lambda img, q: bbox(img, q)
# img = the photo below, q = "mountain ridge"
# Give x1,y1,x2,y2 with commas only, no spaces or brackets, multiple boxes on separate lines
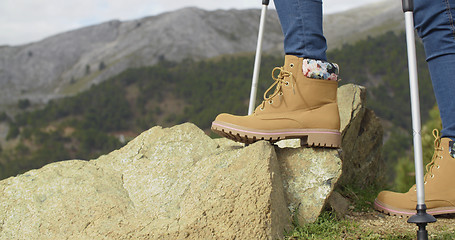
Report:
0,0,402,115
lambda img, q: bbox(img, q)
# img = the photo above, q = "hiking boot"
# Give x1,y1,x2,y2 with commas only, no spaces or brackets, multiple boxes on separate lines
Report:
211,55,341,147
374,129,455,217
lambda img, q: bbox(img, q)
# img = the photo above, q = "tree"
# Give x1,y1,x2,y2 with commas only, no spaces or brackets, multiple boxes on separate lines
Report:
421,106,442,169
99,61,106,71
6,124,19,140
0,112,8,122
18,99,30,110
394,156,415,192
85,64,91,75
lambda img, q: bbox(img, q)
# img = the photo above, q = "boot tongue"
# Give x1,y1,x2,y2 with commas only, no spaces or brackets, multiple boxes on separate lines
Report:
449,140,455,159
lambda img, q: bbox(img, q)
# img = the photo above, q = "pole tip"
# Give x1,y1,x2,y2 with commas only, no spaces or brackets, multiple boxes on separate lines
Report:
262,0,270,6
407,204,437,224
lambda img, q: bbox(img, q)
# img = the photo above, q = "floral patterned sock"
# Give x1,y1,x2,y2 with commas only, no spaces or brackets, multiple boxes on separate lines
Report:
302,59,340,81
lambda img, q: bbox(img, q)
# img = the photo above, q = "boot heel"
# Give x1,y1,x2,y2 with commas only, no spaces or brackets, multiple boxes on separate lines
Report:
305,131,341,148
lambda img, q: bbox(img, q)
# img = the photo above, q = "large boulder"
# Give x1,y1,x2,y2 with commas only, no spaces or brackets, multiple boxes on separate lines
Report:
0,123,290,239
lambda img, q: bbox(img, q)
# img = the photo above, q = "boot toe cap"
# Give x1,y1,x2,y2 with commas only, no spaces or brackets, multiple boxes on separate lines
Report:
214,113,234,122
213,113,248,127
374,190,416,216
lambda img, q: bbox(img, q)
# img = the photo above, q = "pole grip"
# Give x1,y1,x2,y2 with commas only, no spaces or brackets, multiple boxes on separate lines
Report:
402,0,413,12
262,0,270,6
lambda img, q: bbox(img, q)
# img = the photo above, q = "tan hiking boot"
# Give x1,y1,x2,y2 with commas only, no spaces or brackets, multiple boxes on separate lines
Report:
374,129,455,217
211,55,341,147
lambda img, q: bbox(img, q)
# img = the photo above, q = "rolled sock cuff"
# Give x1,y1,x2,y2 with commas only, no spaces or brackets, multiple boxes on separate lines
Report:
302,59,340,81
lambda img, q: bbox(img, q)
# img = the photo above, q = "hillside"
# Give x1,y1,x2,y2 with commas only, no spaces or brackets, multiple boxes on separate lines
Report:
324,0,403,49
0,30,435,182
0,0,403,116
0,8,283,114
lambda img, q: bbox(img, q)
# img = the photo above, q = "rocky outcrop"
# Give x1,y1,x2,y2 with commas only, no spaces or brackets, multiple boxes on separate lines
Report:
276,147,341,224
0,124,290,239
338,84,384,188
0,84,383,239
272,84,384,223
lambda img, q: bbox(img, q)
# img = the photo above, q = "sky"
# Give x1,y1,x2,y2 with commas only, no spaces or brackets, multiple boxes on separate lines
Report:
0,0,384,46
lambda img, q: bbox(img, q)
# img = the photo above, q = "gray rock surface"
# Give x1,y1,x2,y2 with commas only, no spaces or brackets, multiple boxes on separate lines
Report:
0,123,290,239
337,84,385,188
276,147,342,224
326,191,351,218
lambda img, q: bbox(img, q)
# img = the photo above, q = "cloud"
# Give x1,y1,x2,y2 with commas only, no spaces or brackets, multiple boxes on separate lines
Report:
0,0,385,46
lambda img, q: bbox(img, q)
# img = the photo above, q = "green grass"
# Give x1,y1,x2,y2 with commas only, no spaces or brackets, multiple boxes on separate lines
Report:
432,233,455,240
60,70,101,95
284,210,455,240
284,212,416,239
284,184,455,239
338,184,384,212
285,212,367,239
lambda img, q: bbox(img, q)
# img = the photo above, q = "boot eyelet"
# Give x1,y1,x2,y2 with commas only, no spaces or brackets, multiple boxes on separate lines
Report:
431,174,434,178
424,181,427,184
260,107,264,111
437,165,440,169
290,63,294,68
268,100,273,104
440,156,443,159
279,92,283,96
285,81,290,86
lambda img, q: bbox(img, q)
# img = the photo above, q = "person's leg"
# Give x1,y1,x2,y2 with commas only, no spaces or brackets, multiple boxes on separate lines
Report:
274,0,327,61
275,0,337,81
414,0,455,139
374,0,455,217
211,0,341,146
427,55,455,140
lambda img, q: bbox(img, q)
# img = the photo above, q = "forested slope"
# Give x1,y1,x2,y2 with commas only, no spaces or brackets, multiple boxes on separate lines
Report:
0,31,435,183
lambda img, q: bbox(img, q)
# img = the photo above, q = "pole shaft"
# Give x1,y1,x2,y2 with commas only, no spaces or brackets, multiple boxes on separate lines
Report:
405,11,425,205
403,2,436,239
248,4,268,115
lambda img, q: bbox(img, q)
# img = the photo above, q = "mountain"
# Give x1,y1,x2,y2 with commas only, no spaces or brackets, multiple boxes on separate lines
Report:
0,8,282,114
324,0,402,48
0,0,402,114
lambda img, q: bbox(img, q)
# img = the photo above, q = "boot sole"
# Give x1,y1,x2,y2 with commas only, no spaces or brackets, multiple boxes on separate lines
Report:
211,120,341,147
374,198,455,217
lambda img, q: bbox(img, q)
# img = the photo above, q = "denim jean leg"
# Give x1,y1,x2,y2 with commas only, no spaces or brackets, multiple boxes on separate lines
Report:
414,0,455,139
427,54,455,139
274,0,327,60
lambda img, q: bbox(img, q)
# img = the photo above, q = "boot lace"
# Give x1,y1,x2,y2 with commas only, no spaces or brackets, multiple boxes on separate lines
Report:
423,129,443,184
258,67,295,111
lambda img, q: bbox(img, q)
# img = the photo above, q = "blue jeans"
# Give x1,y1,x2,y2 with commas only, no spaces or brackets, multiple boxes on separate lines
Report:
274,0,327,61
274,0,455,139
414,0,455,139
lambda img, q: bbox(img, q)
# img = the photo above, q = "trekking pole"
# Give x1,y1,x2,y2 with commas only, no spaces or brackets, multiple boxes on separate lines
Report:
402,0,436,239
248,0,270,115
